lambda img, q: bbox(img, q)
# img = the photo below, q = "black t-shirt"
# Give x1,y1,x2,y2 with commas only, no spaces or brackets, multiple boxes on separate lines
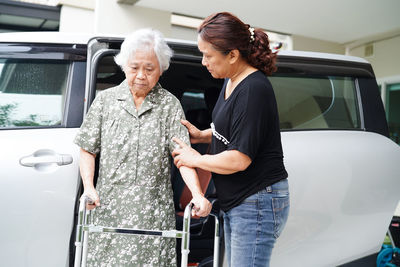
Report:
210,70,288,211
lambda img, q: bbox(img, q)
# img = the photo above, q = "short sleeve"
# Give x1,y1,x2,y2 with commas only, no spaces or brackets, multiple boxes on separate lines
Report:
168,101,190,154
227,82,272,160
74,93,104,154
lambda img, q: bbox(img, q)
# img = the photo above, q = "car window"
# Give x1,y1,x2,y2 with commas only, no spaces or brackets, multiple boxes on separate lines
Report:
181,91,212,130
270,75,360,130
0,59,69,128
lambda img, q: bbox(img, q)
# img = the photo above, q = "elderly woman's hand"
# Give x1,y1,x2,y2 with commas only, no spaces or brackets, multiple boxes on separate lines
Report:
172,137,201,168
81,187,100,210
191,194,212,217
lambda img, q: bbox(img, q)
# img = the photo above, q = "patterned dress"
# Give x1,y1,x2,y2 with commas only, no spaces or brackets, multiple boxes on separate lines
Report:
74,80,189,266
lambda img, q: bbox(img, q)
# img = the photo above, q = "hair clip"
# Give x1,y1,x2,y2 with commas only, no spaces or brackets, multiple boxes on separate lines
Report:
249,27,255,43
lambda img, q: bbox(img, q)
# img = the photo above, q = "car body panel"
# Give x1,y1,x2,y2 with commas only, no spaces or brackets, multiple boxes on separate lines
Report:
273,130,400,266
0,128,80,266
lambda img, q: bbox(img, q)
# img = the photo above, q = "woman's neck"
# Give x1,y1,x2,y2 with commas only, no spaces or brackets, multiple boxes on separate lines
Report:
225,64,257,99
130,89,147,111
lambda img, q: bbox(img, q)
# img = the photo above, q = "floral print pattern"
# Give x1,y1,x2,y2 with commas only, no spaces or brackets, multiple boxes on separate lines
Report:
74,80,189,266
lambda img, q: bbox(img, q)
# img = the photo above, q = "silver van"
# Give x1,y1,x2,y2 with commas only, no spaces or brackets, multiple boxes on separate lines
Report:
0,32,399,267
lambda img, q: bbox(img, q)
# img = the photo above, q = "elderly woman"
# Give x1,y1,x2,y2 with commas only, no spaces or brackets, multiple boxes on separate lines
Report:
74,28,211,266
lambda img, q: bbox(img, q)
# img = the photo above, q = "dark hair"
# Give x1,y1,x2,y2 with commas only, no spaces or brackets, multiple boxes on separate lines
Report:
198,12,277,75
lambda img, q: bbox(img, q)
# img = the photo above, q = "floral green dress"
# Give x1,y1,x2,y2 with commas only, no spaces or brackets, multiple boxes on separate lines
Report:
74,80,189,266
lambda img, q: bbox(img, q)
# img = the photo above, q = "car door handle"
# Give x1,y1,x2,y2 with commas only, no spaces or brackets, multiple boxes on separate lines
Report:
19,149,73,168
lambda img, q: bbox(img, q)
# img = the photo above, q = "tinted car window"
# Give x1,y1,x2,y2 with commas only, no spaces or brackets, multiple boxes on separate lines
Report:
181,91,211,130
270,75,360,130
0,59,69,128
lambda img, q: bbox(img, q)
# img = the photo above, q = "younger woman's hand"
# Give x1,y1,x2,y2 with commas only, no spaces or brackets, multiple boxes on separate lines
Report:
181,119,203,144
172,137,201,168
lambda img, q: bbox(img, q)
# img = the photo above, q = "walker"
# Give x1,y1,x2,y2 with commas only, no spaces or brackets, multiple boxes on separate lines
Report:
74,196,220,267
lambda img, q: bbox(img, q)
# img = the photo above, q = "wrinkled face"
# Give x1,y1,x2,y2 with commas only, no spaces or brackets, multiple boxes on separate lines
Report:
124,48,161,96
197,35,230,79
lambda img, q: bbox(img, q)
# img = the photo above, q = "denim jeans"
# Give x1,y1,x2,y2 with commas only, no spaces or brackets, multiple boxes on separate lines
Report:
223,178,290,267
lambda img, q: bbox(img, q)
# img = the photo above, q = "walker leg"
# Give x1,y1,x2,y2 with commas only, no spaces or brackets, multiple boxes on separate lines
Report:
81,203,92,267
181,204,192,267
212,215,220,267
74,196,92,267
81,229,90,267
74,241,82,267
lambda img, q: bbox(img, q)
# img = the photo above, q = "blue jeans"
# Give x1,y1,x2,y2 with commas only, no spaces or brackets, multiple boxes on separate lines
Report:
223,179,290,267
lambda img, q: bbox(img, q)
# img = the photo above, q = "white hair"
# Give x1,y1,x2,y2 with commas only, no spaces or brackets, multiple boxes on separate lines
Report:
114,28,173,72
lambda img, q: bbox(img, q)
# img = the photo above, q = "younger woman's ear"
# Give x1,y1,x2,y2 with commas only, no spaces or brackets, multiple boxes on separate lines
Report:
228,49,240,64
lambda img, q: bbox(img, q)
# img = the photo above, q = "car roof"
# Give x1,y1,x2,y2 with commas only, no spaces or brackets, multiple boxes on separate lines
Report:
0,31,111,45
278,50,369,64
0,32,369,64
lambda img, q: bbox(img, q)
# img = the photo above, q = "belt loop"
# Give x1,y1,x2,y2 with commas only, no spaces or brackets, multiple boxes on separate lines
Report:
266,186,272,193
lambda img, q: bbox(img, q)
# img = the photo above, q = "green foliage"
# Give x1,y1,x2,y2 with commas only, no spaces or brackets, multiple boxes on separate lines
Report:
0,103,17,127
0,104,57,127
13,114,41,126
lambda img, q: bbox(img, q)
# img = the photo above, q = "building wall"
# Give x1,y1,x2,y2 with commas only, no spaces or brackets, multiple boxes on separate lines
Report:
59,5,95,33
57,1,399,84
347,35,400,79
59,1,171,37
292,34,345,54
94,2,171,36
171,25,198,41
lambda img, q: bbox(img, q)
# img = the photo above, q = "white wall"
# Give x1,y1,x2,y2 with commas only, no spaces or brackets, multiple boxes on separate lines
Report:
59,0,171,37
59,5,95,33
171,25,198,42
292,34,345,54
94,1,171,37
347,35,400,79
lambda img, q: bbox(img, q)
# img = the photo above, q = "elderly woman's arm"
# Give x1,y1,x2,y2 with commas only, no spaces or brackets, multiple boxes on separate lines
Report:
79,148,100,209
179,166,212,217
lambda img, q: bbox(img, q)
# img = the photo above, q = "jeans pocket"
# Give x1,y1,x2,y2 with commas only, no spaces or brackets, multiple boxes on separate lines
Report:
272,193,290,239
